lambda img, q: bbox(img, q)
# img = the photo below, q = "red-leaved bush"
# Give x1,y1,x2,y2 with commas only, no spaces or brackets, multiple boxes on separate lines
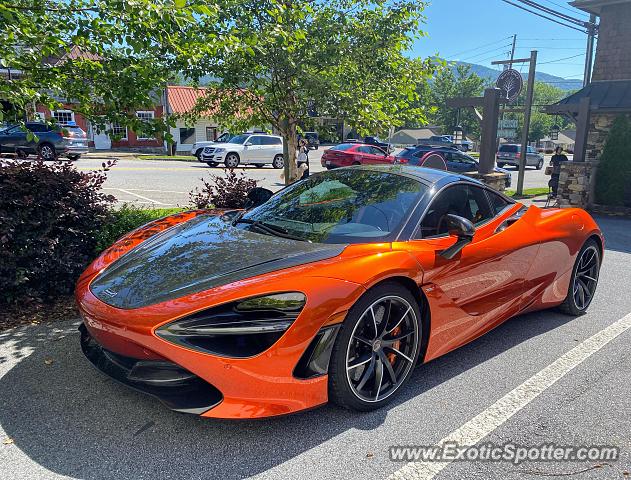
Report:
0,160,115,304
189,168,258,209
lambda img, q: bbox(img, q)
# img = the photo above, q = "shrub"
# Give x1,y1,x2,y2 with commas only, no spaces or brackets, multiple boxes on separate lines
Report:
595,115,631,206
95,205,184,253
0,160,115,304
189,168,258,209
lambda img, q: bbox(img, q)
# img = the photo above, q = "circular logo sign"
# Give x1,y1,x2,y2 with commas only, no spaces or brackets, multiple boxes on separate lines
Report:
496,69,523,103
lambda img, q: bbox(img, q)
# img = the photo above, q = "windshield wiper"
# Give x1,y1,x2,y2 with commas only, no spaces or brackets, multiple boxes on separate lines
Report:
233,218,311,242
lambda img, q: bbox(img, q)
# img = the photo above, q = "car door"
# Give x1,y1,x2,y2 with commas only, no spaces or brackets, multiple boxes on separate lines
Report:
243,135,263,162
367,146,390,164
402,184,539,355
259,136,280,163
0,125,27,153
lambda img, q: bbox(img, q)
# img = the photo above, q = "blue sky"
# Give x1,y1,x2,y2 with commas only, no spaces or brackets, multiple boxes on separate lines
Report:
410,0,593,80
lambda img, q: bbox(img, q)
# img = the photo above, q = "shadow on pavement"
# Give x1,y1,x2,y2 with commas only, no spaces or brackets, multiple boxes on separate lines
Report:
594,214,631,254
0,310,575,480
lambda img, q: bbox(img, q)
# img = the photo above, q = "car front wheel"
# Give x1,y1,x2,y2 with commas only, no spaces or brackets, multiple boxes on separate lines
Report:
536,159,544,170
328,282,422,411
559,239,600,316
224,153,240,168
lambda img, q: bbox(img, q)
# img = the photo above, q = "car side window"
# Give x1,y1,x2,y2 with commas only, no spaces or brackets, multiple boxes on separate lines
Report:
248,136,263,146
370,146,385,155
27,123,48,133
356,146,371,154
487,191,514,216
417,185,494,238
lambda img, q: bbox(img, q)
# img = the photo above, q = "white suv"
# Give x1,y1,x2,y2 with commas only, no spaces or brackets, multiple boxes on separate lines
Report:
200,133,285,169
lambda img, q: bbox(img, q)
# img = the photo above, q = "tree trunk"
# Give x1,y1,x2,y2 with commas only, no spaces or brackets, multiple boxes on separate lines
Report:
281,116,300,185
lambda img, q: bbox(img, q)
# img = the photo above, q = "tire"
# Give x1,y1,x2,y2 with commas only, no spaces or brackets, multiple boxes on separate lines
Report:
497,162,505,168
206,162,218,167
195,149,203,160
352,161,361,166
328,282,422,412
38,143,56,161
558,239,601,316
536,159,544,170
67,154,80,161
224,153,240,168
272,154,285,169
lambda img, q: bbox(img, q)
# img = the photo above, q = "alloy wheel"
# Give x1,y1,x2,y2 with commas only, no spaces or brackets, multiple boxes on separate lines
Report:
39,144,55,160
573,245,599,310
224,154,239,168
345,296,419,403
272,155,285,169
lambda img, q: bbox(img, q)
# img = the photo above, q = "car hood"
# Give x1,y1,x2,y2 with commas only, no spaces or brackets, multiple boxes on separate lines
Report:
204,142,241,149
90,215,346,309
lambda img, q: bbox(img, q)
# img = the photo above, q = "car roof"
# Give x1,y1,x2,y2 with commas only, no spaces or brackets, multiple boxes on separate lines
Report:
345,164,483,188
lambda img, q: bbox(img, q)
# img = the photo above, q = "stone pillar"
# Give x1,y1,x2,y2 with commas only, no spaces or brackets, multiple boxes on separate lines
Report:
463,172,509,192
556,162,598,209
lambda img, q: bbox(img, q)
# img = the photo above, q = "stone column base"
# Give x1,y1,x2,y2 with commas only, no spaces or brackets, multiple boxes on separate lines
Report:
557,162,598,209
462,172,509,192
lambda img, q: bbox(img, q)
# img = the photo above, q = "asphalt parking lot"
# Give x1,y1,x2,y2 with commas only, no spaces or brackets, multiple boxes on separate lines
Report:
1,216,630,480
74,149,553,207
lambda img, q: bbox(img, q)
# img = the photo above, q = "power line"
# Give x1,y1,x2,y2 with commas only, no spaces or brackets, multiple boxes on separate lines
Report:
536,0,590,18
515,0,587,26
499,0,588,33
442,36,514,59
538,53,585,65
458,44,513,62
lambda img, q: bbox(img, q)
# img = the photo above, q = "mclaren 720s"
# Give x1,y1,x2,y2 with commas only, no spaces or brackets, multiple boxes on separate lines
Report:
76,165,603,419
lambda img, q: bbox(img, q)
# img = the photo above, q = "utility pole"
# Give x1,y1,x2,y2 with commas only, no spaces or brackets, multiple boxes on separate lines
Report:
508,34,517,70
583,14,597,86
517,50,537,196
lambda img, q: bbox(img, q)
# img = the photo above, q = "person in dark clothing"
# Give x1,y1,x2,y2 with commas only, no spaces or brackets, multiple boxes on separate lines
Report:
549,146,569,196
297,139,310,180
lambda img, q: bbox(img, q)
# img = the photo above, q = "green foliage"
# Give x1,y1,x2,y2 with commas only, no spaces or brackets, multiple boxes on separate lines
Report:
186,0,434,182
595,115,631,206
0,159,114,304
422,64,488,139
94,205,184,253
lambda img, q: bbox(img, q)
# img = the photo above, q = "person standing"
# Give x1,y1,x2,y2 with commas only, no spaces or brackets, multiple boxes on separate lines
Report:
549,146,569,196
297,138,310,180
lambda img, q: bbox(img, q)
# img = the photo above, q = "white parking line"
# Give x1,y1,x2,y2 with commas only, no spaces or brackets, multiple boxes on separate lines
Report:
388,312,631,480
110,188,166,205
104,188,187,194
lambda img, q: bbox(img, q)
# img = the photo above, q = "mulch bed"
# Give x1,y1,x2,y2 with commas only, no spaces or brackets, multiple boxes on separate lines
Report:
0,296,79,331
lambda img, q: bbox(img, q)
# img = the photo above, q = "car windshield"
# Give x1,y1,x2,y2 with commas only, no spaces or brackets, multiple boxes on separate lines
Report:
227,134,249,144
396,147,416,157
239,169,427,244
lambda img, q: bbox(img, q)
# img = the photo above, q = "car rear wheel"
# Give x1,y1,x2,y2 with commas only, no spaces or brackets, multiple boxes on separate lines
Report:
559,239,600,316
38,143,56,161
272,155,285,169
224,153,240,168
328,282,422,411
536,159,544,170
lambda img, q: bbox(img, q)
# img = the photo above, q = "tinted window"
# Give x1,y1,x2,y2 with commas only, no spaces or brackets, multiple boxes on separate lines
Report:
260,136,282,146
248,136,263,146
330,144,355,151
27,123,50,133
228,134,249,144
499,145,519,153
488,191,513,215
418,185,493,238
356,146,372,154
241,170,427,244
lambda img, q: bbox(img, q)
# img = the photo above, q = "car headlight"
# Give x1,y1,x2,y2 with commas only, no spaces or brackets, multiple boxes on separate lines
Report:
156,293,306,358
214,148,225,153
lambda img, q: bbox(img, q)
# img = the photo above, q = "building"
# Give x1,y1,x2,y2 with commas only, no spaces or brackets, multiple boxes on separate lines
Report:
540,129,576,153
390,127,442,146
546,0,631,208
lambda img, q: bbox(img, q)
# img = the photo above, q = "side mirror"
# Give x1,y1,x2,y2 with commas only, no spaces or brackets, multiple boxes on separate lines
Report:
439,214,475,260
244,142,253,147
244,187,274,209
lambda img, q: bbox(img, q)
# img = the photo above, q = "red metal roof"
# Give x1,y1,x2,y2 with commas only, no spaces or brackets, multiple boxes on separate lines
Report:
166,86,209,114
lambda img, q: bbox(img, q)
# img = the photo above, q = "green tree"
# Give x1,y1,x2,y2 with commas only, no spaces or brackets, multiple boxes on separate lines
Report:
427,64,488,139
0,0,220,138
187,0,434,183
595,115,631,206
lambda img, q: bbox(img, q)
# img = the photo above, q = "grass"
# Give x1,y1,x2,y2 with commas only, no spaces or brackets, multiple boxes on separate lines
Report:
505,187,550,199
136,154,197,162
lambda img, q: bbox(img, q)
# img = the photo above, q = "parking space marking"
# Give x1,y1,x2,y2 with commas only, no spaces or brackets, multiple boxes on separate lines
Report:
111,188,166,205
389,312,631,480
104,188,187,194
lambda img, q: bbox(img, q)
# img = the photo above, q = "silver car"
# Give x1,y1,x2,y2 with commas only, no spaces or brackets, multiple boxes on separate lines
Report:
496,144,544,170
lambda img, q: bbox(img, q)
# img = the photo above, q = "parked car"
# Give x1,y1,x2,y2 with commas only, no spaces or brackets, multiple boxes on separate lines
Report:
395,145,512,188
496,144,545,170
78,165,603,417
190,132,232,159
321,143,395,168
298,131,320,150
0,122,88,160
200,133,285,168
418,135,473,152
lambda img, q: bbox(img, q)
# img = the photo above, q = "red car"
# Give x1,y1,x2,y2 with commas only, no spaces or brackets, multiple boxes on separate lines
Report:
321,143,395,168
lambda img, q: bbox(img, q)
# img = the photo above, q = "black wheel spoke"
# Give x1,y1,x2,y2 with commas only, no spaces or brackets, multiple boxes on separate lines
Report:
384,345,414,363
347,353,372,371
353,334,374,346
373,357,384,400
383,331,414,345
356,356,376,392
378,350,398,386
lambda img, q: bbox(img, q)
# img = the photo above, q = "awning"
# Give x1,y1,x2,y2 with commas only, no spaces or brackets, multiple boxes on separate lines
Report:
546,80,631,114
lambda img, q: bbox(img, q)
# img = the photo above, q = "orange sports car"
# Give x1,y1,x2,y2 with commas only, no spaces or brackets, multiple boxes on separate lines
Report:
76,166,603,419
